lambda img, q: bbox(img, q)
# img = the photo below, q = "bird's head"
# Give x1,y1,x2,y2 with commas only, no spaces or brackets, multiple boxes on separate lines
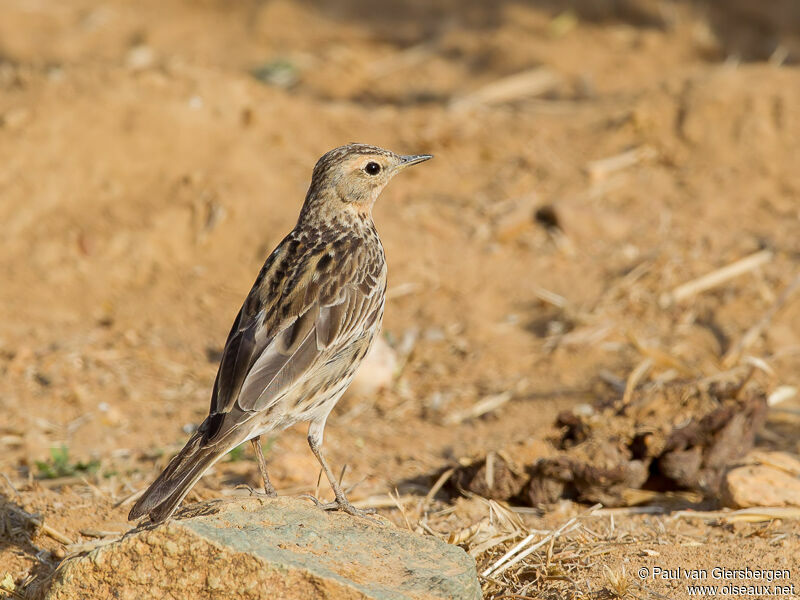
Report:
302,143,432,222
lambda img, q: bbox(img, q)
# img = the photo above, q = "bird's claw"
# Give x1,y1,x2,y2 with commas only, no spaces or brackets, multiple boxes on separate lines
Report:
236,484,278,499
299,493,323,506
300,494,377,519
328,498,377,519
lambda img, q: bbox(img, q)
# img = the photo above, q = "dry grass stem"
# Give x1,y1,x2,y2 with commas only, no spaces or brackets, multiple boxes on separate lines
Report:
385,282,421,300
64,536,120,556
112,488,145,508
389,489,413,530
533,287,568,309
672,507,800,522
768,385,797,406
722,273,800,367
482,503,602,578
586,146,657,181
468,531,522,558
351,494,417,510
621,358,653,405
627,334,697,376
40,522,74,546
485,452,496,490
449,520,489,546
661,249,773,306
445,392,513,425
79,528,125,538
547,324,614,351
446,497,527,558
36,476,90,489
450,68,561,110
423,467,455,510
3,503,74,546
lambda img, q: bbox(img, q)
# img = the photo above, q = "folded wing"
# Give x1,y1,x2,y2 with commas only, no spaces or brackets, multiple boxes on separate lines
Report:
203,235,385,443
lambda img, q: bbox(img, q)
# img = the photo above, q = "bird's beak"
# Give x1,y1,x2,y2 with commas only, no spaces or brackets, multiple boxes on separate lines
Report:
397,154,433,169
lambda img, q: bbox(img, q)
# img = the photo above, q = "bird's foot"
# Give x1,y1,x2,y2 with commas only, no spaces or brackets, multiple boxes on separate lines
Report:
301,494,377,519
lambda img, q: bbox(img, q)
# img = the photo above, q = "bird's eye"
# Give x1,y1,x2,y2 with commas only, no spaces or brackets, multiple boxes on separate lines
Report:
364,161,381,175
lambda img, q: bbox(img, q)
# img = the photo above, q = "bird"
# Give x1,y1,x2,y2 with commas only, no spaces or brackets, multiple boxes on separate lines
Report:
129,143,432,523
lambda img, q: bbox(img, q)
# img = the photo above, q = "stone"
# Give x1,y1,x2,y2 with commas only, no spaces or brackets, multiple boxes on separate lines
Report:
739,450,800,476
722,463,800,509
348,336,397,398
43,497,480,600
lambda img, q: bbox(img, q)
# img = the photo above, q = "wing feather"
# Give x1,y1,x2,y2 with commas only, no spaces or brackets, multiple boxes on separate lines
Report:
206,232,385,437
209,310,259,417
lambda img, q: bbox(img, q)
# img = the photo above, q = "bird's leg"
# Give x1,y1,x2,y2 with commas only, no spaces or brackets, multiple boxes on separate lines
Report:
250,436,277,498
306,422,375,518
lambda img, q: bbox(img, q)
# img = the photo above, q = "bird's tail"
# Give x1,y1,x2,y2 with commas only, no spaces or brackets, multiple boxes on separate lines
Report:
128,429,231,523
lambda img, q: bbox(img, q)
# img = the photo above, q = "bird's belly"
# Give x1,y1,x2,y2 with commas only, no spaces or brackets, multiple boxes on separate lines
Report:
251,330,378,435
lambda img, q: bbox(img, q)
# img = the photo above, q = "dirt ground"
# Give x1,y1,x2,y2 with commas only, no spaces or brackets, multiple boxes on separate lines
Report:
1,0,799,598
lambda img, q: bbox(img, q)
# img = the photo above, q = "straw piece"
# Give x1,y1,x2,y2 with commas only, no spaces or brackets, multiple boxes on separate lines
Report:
445,392,513,425
627,334,698,376
660,249,773,307
533,287,568,309
481,532,538,578
351,494,417,510
451,68,561,110
586,146,657,181
722,274,800,368
486,521,578,578
672,507,800,522
40,522,74,545
768,386,797,407
386,282,421,300
3,503,74,545
483,503,601,578
468,531,523,558
621,358,653,405
80,528,125,538
113,487,145,508
423,467,455,510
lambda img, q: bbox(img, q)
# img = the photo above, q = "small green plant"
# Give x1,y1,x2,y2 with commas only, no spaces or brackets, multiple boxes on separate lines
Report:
250,59,298,88
225,437,276,462
226,443,247,462
35,445,100,479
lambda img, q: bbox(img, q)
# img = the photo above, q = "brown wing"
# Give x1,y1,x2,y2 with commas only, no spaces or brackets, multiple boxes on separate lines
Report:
204,231,385,442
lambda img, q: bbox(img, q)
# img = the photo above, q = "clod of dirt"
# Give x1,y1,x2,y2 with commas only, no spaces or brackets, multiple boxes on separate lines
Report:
528,443,650,507
449,368,770,508
42,497,480,600
529,369,769,506
452,453,527,501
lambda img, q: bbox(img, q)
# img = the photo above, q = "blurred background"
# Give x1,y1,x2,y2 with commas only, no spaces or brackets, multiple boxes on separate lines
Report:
1,0,799,597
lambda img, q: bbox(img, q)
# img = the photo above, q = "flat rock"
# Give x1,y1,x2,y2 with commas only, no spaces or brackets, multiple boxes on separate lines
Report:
43,497,480,600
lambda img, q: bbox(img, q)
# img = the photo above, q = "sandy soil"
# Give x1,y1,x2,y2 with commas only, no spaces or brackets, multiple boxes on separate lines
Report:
1,1,799,597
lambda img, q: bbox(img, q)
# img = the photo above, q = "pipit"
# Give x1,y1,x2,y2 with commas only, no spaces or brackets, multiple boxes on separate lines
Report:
129,144,432,523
